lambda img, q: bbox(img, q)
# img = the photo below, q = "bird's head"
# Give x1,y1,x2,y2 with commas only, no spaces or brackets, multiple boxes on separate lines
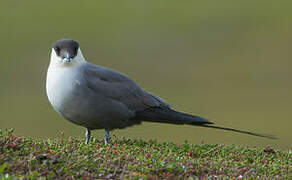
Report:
50,39,85,67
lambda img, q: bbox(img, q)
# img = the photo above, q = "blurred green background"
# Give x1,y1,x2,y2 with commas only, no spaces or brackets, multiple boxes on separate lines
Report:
1,1,291,149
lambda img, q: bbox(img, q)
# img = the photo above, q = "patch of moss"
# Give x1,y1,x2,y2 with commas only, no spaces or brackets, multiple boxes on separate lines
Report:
0,129,291,179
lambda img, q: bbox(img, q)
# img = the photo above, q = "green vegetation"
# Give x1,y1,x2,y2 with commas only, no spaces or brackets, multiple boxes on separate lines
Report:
0,129,291,179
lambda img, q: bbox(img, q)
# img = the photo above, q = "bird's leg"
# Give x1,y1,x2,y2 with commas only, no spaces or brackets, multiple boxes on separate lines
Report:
104,129,110,145
85,128,91,144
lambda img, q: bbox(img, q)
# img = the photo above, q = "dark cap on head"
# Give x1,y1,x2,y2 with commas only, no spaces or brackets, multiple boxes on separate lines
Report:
53,39,80,59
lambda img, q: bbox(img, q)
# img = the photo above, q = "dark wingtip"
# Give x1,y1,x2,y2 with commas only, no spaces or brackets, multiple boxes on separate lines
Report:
190,117,214,125
192,115,212,123
206,121,214,124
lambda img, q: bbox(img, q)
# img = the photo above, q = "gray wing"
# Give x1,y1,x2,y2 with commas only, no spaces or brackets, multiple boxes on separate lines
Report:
82,62,170,112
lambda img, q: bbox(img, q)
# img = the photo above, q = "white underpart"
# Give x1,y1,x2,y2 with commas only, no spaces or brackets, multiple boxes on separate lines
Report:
46,48,86,111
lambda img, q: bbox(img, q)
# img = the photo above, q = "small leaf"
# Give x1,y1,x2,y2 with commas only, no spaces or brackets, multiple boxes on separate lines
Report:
0,163,8,173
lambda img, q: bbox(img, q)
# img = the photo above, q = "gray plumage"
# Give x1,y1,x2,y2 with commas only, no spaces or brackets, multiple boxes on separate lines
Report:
48,62,211,129
46,39,275,145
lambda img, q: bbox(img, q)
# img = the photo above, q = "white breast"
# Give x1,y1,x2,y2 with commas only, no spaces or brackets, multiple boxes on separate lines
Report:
46,65,81,112
46,66,67,109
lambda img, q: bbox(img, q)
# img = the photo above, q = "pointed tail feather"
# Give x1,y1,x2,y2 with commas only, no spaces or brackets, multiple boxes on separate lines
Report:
200,124,277,139
135,108,276,139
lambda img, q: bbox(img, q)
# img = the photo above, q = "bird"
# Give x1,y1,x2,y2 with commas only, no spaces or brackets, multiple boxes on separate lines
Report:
46,39,275,145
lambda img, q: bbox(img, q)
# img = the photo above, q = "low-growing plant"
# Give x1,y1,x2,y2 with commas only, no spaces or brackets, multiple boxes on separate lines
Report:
0,129,291,179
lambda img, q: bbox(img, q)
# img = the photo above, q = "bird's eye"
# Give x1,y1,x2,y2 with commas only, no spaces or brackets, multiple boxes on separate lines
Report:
54,47,60,53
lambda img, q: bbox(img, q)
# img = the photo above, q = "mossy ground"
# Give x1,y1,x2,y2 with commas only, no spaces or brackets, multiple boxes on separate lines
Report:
0,129,291,179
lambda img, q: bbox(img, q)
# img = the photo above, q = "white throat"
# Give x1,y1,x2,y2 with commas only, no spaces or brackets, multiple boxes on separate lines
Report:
49,48,86,68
